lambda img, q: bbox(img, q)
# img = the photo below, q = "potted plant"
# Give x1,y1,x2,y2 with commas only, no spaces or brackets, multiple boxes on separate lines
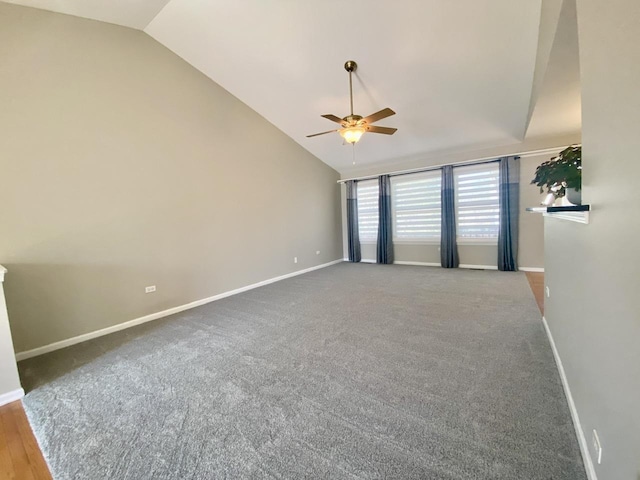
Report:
531,145,582,205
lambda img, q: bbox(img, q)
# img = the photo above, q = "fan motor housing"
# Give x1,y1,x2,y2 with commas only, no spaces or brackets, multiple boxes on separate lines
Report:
344,114,363,125
306,60,396,140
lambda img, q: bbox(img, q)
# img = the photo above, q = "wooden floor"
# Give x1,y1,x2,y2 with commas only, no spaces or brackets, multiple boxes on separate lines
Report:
0,270,544,480
525,271,545,314
0,401,51,480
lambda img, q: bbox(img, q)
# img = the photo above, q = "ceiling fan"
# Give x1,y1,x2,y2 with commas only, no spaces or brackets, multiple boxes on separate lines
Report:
307,60,397,144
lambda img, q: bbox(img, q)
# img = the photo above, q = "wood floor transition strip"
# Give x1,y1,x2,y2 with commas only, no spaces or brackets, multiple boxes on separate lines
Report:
0,401,51,480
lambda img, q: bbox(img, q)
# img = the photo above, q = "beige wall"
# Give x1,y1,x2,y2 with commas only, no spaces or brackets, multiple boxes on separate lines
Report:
518,153,548,268
341,153,551,269
544,1,640,478
0,4,343,353
0,269,22,400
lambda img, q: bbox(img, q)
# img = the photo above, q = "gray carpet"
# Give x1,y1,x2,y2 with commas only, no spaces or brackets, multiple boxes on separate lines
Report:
19,263,587,479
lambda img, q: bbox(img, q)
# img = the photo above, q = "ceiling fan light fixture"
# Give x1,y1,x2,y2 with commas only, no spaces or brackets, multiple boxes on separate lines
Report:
306,60,397,143
340,126,365,144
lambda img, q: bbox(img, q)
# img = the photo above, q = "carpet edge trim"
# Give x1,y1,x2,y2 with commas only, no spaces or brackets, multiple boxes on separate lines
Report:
542,316,598,480
0,388,24,407
15,259,344,361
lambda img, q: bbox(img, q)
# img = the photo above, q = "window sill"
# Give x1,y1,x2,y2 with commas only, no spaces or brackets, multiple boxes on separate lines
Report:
365,239,499,245
393,240,441,245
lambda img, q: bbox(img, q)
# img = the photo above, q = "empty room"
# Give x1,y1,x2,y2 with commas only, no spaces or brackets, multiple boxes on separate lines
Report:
0,1,638,479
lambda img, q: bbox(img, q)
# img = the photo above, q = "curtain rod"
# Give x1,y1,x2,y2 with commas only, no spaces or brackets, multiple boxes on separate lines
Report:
336,145,567,184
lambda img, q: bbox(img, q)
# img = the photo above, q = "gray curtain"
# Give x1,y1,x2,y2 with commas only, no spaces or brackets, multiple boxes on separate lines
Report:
346,180,361,263
376,175,394,264
498,156,520,271
440,165,459,268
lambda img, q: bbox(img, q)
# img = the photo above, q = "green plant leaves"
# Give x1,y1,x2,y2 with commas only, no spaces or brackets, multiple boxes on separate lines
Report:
531,145,581,198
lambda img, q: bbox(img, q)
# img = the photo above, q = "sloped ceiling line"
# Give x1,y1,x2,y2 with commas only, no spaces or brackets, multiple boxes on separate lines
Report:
4,0,581,174
525,0,582,139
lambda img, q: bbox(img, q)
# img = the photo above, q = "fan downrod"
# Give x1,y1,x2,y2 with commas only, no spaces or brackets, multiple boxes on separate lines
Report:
344,60,358,73
306,59,397,142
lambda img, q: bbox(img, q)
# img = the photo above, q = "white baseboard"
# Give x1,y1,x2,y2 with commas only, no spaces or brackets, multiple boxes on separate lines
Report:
344,259,441,267
343,259,544,272
393,261,441,267
343,258,377,264
15,259,344,362
0,388,24,407
342,257,378,264
542,316,598,480
459,264,498,270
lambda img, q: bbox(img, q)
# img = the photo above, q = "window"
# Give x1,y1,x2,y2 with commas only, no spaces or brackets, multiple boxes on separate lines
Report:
357,180,378,242
391,172,441,242
454,163,500,241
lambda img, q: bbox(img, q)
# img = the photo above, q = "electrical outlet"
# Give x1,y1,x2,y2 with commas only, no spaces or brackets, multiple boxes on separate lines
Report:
145,285,156,294
592,430,602,464
294,257,298,264
316,251,320,255
545,286,550,298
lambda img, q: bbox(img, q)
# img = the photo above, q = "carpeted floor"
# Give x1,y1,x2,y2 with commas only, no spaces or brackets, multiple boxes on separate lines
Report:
19,263,587,479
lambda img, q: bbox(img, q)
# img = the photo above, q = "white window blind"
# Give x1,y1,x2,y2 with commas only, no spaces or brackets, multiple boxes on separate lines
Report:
454,163,500,241
391,172,442,241
357,180,379,242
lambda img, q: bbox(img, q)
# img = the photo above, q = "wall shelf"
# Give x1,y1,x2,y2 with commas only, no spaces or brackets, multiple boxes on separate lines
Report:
526,205,590,224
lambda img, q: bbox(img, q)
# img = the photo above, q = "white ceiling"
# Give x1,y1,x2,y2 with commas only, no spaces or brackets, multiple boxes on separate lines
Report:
1,0,171,29
526,0,581,138
144,0,543,172
3,0,582,173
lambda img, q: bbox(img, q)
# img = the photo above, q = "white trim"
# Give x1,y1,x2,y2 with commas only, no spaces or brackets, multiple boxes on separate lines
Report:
542,316,598,480
459,264,498,270
392,240,440,245
343,260,543,273
338,146,572,183
518,146,570,159
0,388,24,407
544,211,590,224
0,265,6,283
393,261,441,267
342,258,377,263
15,260,344,361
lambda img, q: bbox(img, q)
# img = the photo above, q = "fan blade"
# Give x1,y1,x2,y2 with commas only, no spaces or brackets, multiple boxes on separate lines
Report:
362,108,395,124
366,125,397,135
307,129,338,138
321,114,346,125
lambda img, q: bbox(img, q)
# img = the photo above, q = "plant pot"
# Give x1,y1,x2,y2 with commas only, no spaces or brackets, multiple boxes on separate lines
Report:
565,188,582,205
542,193,556,206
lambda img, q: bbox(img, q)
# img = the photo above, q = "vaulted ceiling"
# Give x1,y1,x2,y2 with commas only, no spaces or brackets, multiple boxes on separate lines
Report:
2,0,581,173
2,0,171,29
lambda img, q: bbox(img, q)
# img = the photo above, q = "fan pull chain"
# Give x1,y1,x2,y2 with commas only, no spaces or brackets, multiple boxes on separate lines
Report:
352,143,356,165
